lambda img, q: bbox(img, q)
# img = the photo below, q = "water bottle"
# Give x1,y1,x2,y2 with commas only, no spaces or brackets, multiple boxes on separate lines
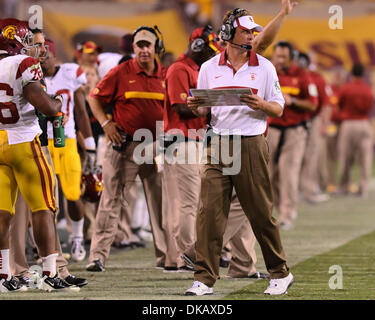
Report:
53,112,65,148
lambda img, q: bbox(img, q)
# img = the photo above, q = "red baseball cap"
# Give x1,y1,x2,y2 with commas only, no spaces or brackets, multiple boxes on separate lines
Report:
81,41,102,54
189,27,221,54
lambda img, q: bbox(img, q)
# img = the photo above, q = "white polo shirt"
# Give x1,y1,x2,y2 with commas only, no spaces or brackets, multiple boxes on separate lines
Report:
197,50,285,136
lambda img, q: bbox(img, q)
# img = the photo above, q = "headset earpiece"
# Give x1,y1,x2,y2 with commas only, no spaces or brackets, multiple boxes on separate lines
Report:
190,25,214,53
219,8,246,41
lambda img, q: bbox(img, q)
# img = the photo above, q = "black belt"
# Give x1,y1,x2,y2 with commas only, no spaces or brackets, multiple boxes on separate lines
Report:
269,121,310,163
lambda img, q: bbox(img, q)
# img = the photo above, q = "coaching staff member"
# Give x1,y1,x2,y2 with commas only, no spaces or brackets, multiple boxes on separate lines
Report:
184,8,293,296
86,26,167,271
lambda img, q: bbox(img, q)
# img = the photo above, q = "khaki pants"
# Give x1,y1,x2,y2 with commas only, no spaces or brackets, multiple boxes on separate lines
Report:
164,141,258,272
267,126,307,223
225,193,257,278
113,184,137,246
300,115,324,199
184,191,258,277
337,120,373,197
161,141,201,268
89,141,166,267
9,146,69,279
194,135,288,287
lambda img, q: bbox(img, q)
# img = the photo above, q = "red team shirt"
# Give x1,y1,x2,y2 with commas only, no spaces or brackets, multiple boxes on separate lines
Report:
90,58,166,138
329,84,342,123
309,70,330,117
268,64,318,127
163,54,206,139
338,78,374,121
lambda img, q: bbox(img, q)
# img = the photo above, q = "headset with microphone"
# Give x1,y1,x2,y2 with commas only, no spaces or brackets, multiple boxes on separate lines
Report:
132,25,165,56
219,8,253,51
191,25,215,53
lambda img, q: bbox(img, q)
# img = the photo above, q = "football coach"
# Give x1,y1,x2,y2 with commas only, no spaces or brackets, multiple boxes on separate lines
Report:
184,8,293,296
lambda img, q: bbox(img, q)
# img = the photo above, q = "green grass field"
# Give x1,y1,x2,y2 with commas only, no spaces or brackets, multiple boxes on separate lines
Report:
2,181,375,300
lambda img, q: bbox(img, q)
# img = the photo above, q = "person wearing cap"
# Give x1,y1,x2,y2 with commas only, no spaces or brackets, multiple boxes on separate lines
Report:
76,41,102,67
162,25,262,277
184,4,297,296
267,41,319,231
86,26,168,272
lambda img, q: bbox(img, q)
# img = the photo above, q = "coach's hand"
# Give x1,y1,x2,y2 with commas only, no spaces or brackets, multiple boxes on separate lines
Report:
103,121,123,145
187,96,207,117
240,94,266,111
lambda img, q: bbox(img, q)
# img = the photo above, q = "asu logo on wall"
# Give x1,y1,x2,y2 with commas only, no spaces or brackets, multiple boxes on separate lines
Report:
2,25,17,40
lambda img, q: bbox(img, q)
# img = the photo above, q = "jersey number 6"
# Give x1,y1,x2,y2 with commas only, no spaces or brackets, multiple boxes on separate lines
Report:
0,83,20,124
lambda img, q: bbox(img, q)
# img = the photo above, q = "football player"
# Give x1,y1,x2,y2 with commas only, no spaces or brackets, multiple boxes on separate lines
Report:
0,18,66,292
41,39,96,262
8,28,88,290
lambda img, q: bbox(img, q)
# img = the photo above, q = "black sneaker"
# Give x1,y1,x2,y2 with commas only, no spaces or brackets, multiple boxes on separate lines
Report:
181,253,195,270
86,259,105,272
129,241,146,249
0,276,26,292
248,272,270,279
178,266,194,272
40,274,71,291
64,275,88,287
16,276,31,289
163,266,179,273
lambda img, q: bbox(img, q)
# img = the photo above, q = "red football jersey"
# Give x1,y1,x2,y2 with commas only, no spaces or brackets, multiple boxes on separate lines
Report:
310,70,330,117
268,64,318,127
338,78,373,121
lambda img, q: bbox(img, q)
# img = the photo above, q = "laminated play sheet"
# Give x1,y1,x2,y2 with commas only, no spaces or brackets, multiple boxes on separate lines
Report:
190,88,253,107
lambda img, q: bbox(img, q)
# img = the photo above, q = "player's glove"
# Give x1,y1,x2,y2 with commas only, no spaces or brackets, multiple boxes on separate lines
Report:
83,149,97,175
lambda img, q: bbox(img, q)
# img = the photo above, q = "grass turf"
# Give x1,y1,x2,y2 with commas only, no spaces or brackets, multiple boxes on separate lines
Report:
225,229,375,300
1,185,375,300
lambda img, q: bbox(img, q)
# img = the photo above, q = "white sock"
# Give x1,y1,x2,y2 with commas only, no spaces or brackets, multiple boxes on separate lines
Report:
71,218,84,239
0,249,11,281
42,253,58,278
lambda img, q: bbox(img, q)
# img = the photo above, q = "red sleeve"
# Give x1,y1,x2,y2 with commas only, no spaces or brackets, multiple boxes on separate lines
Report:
166,65,190,105
357,86,374,114
315,74,329,108
299,70,319,107
90,66,118,106
76,66,84,78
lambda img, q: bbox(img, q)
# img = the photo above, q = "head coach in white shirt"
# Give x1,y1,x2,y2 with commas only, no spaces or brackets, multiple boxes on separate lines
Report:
184,8,294,296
